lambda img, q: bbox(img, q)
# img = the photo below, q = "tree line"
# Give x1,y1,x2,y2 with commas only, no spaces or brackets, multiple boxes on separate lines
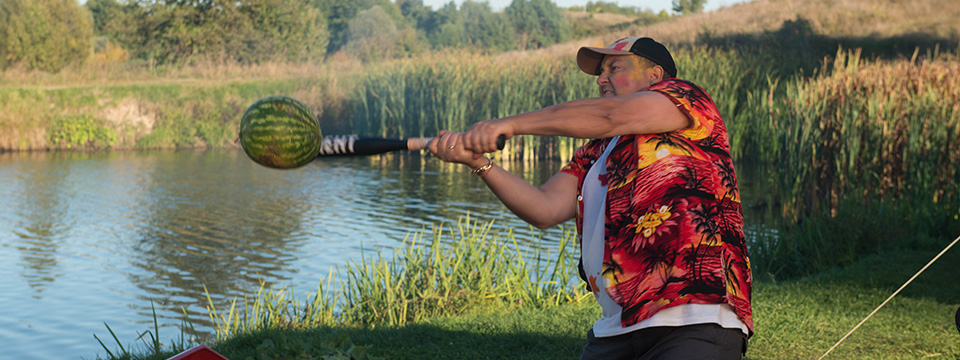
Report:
0,0,695,73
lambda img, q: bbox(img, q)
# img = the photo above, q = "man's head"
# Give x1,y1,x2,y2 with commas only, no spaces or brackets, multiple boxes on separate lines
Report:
576,37,677,96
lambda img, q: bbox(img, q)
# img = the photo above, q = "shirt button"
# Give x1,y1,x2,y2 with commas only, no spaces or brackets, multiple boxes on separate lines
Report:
577,195,583,201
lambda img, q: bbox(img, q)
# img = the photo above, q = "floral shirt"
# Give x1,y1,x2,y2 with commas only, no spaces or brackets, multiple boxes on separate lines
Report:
561,79,754,334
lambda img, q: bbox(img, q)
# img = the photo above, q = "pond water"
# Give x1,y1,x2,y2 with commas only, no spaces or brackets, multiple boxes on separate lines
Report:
0,148,773,359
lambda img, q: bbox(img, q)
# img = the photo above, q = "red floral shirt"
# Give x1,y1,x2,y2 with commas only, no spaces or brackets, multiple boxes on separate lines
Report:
561,79,753,334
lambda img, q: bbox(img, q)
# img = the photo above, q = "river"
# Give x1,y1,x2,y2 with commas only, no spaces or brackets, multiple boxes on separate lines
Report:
0,148,773,359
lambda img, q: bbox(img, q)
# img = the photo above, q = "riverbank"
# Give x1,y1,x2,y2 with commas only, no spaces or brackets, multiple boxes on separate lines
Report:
95,235,960,359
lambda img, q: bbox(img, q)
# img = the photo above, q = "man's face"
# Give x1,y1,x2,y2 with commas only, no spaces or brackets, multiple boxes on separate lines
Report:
596,55,659,97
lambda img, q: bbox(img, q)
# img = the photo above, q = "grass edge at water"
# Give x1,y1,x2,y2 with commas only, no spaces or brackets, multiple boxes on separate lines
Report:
93,219,960,360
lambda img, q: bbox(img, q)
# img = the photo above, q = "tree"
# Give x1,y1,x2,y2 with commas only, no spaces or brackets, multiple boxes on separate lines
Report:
398,0,434,32
87,0,140,53
0,0,94,72
95,0,329,65
672,0,707,15
313,0,401,54
239,0,329,62
85,0,122,35
460,1,515,52
128,1,251,64
427,1,464,48
345,6,399,62
505,0,571,50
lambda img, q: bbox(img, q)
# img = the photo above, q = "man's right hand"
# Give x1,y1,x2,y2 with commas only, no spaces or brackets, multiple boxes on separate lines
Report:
463,117,515,154
428,130,487,168
431,131,578,230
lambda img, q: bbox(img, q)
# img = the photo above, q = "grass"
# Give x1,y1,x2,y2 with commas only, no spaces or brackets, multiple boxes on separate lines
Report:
20,0,955,357
95,223,960,360
747,244,960,360
198,216,587,341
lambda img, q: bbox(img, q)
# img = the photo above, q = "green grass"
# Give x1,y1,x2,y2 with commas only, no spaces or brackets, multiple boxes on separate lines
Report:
198,216,587,342
250,244,960,360
748,244,960,359
95,220,960,360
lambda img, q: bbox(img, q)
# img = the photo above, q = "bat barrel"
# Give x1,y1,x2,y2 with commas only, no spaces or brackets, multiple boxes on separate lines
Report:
316,134,504,157
318,135,417,156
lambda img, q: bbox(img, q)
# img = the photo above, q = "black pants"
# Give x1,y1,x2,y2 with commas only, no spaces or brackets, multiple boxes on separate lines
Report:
580,323,747,360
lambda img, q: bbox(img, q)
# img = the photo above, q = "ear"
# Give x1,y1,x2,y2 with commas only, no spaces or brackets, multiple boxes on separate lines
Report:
648,66,665,82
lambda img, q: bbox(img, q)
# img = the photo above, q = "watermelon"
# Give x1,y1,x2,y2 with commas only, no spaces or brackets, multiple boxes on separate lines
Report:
239,95,322,169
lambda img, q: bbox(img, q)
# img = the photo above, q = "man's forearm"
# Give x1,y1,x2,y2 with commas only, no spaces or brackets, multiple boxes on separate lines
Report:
465,91,687,152
476,164,578,230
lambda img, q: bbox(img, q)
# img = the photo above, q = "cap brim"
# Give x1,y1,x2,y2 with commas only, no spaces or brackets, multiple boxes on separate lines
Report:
577,46,633,75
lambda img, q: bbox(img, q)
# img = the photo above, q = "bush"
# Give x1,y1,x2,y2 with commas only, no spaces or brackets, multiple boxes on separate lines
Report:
0,0,93,72
48,114,116,149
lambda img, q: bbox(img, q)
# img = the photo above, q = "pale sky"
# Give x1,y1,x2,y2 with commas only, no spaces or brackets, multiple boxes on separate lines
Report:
420,0,746,13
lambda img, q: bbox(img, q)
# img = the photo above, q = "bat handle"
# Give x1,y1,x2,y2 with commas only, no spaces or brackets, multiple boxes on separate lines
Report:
407,137,434,151
408,134,506,151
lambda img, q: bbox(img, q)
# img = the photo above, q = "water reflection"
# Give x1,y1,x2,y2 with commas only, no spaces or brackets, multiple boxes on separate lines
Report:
5,153,72,293
125,150,312,328
0,149,768,359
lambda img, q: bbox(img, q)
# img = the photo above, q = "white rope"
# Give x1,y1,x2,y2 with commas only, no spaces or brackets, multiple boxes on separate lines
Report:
817,233,960,360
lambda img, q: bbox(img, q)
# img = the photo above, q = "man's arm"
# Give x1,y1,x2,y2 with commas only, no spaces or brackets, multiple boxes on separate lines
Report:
477,164,578,229
463,90,688,153
430,131,577,229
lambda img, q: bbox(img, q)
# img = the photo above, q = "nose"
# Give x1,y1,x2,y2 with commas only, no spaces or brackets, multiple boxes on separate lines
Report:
596,71,610,86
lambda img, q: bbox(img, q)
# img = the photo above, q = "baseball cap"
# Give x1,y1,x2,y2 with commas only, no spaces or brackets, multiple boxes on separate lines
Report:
577,37,678,78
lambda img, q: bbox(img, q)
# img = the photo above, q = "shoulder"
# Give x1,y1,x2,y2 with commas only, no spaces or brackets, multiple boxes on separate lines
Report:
650,78,721,120
648,78,712,102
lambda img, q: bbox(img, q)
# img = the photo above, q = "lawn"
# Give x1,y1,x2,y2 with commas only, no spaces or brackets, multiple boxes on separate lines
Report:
103,240,960,360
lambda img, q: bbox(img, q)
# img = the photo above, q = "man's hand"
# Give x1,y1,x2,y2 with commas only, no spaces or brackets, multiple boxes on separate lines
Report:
428,130,486,167
463,117,515,154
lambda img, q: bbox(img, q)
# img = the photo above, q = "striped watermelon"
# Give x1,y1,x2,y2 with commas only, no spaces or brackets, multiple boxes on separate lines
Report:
239,95,322,169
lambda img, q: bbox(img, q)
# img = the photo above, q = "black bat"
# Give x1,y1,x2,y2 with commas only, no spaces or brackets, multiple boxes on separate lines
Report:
317,134,505,157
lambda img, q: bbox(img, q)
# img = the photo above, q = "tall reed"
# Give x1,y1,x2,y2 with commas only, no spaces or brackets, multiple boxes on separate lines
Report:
740,48,960,277
350,51,595,163
753,48,960,220
204,216,587,340
346,46,783,162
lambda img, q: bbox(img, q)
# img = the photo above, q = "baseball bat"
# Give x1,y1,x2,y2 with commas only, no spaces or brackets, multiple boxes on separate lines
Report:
317,134,506,157
239,94,505,168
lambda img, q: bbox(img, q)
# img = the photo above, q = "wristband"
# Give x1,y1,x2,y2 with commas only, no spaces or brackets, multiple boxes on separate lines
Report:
472,158,494,177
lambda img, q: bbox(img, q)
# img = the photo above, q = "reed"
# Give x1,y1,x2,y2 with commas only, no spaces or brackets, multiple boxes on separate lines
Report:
203,216,588,339
95,303,195,360
350,51,595,163
345,45,785,162
742,48,960,277
5,38,956,280
204,271,340,342
753,48,960,220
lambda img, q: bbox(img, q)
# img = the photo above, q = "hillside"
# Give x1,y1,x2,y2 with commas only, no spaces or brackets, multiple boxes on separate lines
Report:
637,0,958,43
514,0,959,63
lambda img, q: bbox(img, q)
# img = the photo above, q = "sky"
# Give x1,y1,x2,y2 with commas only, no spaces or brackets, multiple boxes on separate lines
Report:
419,0,746,13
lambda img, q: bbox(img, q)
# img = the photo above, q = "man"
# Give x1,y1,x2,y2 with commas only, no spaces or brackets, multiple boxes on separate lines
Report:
429,37,752,359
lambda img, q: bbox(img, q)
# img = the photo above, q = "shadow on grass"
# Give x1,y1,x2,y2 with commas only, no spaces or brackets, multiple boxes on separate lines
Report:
695,16,959,79
749,241,960,359
216,321,588,360
802,239,960,305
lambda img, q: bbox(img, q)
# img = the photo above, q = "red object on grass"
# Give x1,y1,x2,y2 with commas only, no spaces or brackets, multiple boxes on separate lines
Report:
166,345,229,360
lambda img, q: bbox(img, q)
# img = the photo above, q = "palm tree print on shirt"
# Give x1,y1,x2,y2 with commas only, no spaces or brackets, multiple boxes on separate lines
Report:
561,79,753,333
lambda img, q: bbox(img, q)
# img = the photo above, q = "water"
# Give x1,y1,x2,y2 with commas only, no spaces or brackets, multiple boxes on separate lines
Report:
0,148,575,360
0,148,773,360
